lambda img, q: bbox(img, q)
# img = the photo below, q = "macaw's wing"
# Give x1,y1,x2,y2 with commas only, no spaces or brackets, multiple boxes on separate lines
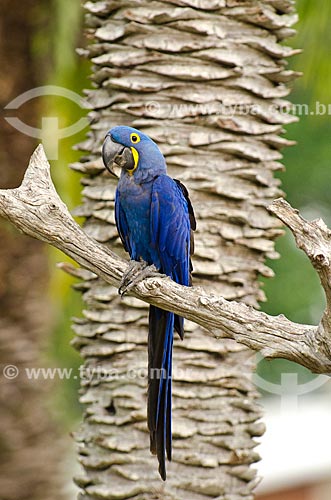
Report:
150,175,193,289
150,174,195,340
148,175,195,480
173,178,196,282
114,188,132,256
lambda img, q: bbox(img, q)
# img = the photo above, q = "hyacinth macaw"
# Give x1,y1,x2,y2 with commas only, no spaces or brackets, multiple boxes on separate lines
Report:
102,125,196,480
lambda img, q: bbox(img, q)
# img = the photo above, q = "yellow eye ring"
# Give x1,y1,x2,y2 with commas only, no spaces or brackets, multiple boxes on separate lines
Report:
130,133,140,144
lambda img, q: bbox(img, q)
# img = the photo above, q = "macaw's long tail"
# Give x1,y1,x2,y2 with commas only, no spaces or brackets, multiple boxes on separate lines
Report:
148,305,174,481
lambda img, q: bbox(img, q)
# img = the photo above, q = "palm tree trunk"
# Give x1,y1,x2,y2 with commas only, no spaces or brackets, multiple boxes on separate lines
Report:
73,1,298,498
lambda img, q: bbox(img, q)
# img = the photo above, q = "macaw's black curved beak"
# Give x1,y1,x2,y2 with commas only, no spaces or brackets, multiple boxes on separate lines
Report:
102,134,134,178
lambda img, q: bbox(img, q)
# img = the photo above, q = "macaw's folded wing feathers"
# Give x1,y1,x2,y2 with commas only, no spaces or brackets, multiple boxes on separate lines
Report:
151,175,194,342
174,178,196,280
115,190,132,254
174,178,197,232
151,175,193,286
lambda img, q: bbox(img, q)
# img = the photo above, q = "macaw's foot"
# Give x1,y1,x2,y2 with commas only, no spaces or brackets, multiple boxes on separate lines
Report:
119,260,160,296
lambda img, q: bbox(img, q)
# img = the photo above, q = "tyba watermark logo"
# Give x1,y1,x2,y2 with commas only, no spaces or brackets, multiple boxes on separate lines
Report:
4,85,89,159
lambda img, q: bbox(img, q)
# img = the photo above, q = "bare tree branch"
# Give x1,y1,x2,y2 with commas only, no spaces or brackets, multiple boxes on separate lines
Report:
0,145,330,373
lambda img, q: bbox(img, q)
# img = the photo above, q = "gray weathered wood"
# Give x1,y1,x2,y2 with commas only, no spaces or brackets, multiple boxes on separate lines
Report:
0,145,330,375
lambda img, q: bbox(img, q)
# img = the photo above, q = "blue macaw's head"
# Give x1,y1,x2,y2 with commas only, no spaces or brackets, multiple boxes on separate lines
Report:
102,126,166,181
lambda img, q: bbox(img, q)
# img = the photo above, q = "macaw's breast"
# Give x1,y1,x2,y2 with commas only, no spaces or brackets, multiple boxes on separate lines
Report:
117,175,158,266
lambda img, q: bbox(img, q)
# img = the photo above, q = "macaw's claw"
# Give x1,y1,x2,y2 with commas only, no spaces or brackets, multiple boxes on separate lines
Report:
119,260,160,296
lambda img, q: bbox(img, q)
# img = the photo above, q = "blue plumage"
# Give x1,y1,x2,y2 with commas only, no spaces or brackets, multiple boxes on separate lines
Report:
102,126,195,480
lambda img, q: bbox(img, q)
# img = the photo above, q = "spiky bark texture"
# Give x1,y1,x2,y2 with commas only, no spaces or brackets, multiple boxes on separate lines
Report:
72,1,298,498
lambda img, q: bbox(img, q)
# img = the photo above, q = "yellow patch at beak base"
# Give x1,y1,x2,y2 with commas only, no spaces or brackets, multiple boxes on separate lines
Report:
128,147,139,175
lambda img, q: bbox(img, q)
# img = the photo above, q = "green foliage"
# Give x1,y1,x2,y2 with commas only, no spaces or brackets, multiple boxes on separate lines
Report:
259,4,331,391
33,0,91,425
293,0,331,102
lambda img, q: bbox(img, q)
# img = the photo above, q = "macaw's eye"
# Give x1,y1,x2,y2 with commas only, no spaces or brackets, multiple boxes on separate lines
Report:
130,133,140,144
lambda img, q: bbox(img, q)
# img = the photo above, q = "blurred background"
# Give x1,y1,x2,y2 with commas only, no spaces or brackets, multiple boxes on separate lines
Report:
0,1,330,499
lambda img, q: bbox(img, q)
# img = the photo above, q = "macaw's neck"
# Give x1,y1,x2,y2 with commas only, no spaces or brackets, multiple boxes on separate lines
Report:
122,155,167,183
133,141,167,183
131,166,165,183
